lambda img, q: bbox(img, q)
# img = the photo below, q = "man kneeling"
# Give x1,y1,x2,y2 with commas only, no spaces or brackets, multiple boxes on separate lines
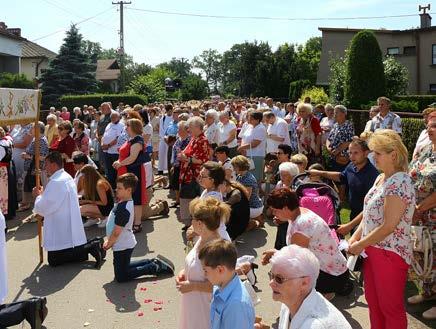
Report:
33,151,104,267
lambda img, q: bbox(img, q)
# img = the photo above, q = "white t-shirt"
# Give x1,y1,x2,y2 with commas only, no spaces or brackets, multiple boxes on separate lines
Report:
267,117,290,153
143,123,153,148
102,122,125,154
218,121,238,148
205,123,220,145
109,200,137,252
241,124,267,157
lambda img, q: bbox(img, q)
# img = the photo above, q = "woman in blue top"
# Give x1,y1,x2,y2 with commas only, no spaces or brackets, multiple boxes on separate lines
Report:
231,155,264,231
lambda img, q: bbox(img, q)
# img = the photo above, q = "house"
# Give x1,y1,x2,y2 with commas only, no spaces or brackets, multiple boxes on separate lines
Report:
317,11,436,94
0,22,57,81
96,59,121,93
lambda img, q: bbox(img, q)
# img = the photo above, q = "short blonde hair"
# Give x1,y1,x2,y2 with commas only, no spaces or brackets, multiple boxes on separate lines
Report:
368,129,408,171
423,107,436,116
189,197,231,230
126,118,143,135
296,103,313,115
231,155,251,171
290,154,308,171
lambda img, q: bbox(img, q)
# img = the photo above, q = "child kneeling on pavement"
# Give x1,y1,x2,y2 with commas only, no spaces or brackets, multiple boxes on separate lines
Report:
103,173,174,282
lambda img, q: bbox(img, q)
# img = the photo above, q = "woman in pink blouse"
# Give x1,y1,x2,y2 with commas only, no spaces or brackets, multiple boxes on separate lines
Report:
348,129,415,329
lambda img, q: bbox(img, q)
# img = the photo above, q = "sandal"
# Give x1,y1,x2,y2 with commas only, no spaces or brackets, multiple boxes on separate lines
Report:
132,224,142,233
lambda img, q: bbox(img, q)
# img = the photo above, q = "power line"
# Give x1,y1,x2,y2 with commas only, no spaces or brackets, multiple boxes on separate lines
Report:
127,7,435,21
31,7,115,42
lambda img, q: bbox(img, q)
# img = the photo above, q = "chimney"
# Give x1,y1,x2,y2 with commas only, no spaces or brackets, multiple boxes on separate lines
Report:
0,22,7,30
419,4,432,28
6,28,21,37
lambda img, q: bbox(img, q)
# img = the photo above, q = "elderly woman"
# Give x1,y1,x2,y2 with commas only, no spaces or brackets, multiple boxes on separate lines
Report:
320,103,335,146
44,114,59,147
263,188,350,300
348,130,415,329
269,245,351,329
204,109,220,149
408,112,436,319
295,103,322,165
50,121,77,177
326,105,354,171
218,110,238,157
232,155,264,230
413,107,436,157
178,117,210,229
238,110,267,182
73,121,90,156
364,105,380,133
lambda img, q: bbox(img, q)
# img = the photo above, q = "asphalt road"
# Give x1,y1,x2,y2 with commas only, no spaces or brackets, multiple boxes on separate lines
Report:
3,188,432,329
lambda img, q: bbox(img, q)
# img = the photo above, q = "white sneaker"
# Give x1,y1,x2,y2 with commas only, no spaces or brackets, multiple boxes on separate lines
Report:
98,218,108,228
83,219,99,228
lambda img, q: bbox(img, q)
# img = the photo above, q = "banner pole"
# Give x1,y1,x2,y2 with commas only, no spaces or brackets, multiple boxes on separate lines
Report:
36,91,43,263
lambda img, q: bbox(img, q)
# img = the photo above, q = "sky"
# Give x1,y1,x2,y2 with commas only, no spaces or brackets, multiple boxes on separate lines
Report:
2,0,431,66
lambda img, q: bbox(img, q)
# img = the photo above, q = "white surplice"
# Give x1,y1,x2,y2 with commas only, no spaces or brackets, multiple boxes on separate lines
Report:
34,169,87,251
0,210,7,303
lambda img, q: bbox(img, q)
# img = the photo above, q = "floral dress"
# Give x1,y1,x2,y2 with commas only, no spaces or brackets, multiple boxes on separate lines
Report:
285,112,298,152
179,133,210,185
362,172,416,264
409,143,436,294
296,115,321,164
327,120,354,159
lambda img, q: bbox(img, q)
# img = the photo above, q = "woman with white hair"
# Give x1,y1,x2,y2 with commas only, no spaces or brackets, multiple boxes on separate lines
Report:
204,109,220,149
295,103,322,165
269,245,351,329
44,114,59,147
275,162,299,189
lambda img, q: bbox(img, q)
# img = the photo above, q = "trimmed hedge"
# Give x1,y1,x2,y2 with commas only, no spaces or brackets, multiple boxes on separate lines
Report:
393,95,436,112
59,94,148,109
361,100,419,113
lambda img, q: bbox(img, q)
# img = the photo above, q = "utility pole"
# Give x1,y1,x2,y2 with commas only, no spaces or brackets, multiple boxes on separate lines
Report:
112,0,131,92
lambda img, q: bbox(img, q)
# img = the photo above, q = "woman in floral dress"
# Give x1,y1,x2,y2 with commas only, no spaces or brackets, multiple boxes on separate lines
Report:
295,103,322,165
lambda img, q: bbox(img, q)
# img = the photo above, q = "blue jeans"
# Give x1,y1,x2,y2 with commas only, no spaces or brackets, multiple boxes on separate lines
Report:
104,153,119,189
113,248,157,282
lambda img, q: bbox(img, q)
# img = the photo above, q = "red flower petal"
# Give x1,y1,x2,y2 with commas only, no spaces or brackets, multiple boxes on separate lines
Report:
154,301,163,305
137,311,144,317
153,307,162,311
144,299,153,303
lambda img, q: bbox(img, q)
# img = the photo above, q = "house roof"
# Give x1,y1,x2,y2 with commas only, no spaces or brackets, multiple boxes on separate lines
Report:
0,28,25,41
22,40,57,59
318,26,436,34
96,59,120,81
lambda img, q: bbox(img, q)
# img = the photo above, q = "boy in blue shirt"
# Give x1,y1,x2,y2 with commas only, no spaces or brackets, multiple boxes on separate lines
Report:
103,173,174,282
199,239,254,329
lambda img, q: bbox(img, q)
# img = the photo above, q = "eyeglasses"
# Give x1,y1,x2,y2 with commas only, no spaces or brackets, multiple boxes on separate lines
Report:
268,271,306,284
199,175,211,179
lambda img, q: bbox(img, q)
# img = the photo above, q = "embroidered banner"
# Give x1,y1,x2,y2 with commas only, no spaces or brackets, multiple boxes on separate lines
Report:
0,88,40,124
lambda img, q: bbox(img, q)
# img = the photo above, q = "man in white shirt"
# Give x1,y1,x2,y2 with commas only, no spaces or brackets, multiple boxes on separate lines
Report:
101,111,124,188
158,105,173,175
265,111,291,154
369,97,402,134
33,152,104,268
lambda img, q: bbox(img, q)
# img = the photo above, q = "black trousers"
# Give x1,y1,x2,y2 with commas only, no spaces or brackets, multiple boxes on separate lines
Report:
47,244,89,267
316,269,350,294
274,222,289,250
0,300,28,328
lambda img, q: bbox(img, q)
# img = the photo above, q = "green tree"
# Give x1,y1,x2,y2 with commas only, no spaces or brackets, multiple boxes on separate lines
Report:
180,73,209,100
294,37,322,83
0,73,35,89
81,40,102,63
128,67,175,103
192,49,222,93
301,86,329,104
271,43,297,98
383,56,409,97
158,57,191,80
344,30,385,108
328,51,348,103
40,25,98,107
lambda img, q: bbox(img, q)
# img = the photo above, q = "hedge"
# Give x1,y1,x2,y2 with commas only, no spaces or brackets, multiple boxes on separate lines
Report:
393,95,436,112
361,100,419,113
59,94,148,109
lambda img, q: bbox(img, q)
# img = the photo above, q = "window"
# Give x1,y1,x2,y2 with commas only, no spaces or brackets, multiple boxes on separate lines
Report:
403,46,416,55
430,84,436,93
433,44,436,65
387,47,400,55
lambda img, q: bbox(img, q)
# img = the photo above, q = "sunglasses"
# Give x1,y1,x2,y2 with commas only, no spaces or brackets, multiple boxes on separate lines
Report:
268,271,306,284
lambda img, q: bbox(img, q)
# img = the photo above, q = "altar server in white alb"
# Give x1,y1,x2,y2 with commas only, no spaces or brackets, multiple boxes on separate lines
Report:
33,151,105,268
157,104,174,174
0,210,48,329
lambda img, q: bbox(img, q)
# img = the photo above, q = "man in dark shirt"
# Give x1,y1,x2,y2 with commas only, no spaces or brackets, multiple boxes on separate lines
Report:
96,102,112,172
309,138,379,235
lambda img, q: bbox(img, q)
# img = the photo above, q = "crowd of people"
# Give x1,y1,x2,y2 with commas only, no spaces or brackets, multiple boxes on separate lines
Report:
0,96,435,329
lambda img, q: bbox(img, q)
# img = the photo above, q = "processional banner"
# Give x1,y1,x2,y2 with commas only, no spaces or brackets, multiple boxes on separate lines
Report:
0,88,40,125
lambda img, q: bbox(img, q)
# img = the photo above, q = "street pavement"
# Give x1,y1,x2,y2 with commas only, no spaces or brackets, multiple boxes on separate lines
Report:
3,188,432,329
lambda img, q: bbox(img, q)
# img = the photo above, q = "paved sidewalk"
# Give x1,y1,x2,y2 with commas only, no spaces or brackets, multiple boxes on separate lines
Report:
3,188,433,329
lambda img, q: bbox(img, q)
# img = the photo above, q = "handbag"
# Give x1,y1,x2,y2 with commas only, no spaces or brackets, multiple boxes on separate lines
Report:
179,164,201,199
410,225,433,279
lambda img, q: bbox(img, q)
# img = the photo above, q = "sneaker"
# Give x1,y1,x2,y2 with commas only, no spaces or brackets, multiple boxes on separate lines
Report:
155,254,175,275
98,218,108,228
83,219,99,228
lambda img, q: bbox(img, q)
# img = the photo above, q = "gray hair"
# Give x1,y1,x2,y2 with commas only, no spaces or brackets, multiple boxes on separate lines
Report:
73,107,81,113
178,120,188,131
187,116,205,130
46,114,57,121
205,109,219,122
219,110,230,118
334,105,347,115
296,103,313,115
278,162,299,178
34,121,45,134
270,244,320,290
325,103,334,112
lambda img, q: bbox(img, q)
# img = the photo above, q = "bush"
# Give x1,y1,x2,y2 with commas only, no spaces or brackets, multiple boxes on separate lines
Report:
0,73,35,89
289,79,311,102
383,56,409,98
344,30,385,108
393,95,436,112
59,94,147,109
360,100,419,113
402,118,425,159
300,87,329,105
347,110,369,136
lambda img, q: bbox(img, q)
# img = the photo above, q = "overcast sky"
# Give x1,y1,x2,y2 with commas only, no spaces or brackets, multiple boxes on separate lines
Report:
3,0,428,65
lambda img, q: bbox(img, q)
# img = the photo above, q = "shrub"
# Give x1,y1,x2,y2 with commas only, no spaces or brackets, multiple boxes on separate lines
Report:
289,79,311,102
300,87,329,105
360,100,419,113
0,73,35,89
383,56,409,98
393,95,436,112
59,94,147,109
344,30,385,108
347,110,369,136
402,118,425,159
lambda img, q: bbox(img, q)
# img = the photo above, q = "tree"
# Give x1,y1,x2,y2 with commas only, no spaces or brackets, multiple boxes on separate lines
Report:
271,43,297,98
81,40,102,63
328,51,348,103
180,73,209,100
383,56,409,97
301,86,329,104
0,73,35,89
40,25,98,107
158,58,191,80
192,49,222,93
128,67,175,103
344,30,385,108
